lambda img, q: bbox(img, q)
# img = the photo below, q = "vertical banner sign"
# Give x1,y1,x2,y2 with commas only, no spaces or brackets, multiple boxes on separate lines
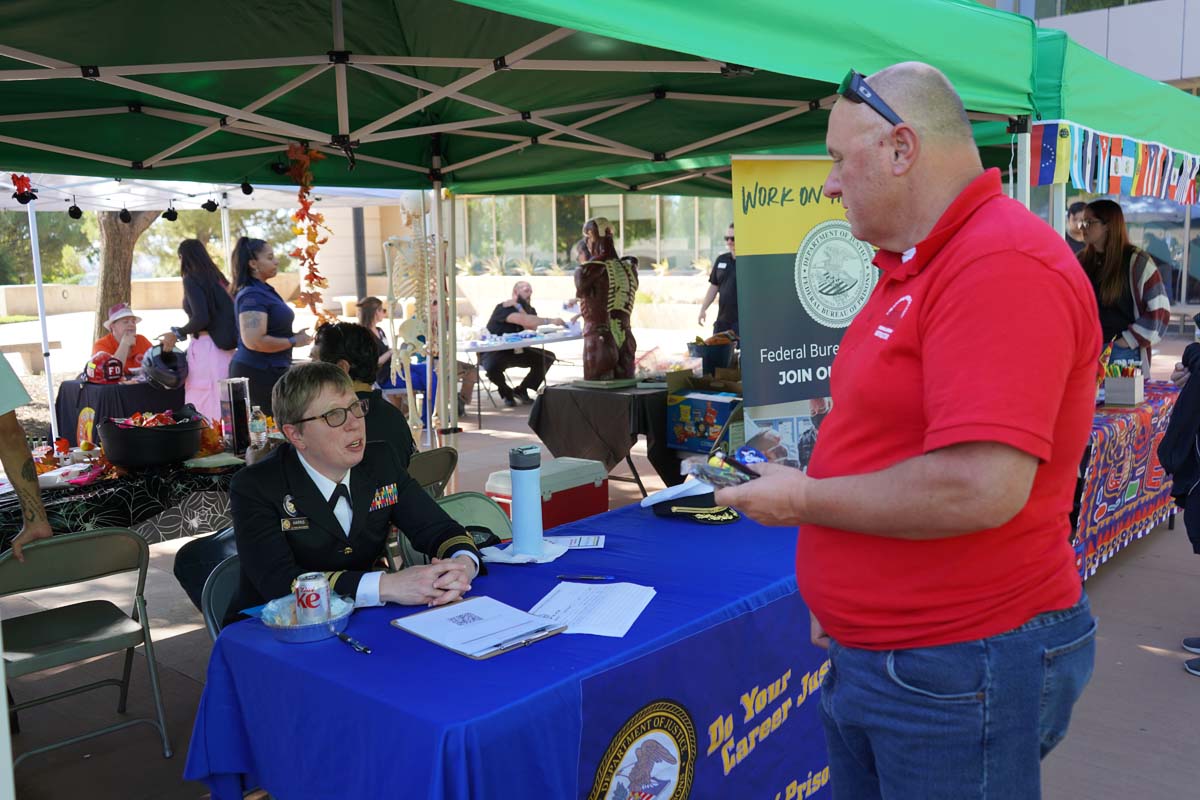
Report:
732,157,877,468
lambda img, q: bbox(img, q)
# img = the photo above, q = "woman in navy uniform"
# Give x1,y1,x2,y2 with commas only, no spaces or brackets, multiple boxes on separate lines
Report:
229,362,480,618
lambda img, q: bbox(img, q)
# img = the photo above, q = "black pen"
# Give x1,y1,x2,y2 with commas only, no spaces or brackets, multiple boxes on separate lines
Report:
334,630,372,654
556,574,615,581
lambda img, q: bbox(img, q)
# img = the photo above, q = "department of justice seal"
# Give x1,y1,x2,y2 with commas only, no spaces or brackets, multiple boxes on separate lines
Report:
794,219,877,329
588,700,697,800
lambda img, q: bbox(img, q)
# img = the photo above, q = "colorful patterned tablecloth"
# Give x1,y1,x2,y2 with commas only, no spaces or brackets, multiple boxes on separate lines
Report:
1074,381,1178,579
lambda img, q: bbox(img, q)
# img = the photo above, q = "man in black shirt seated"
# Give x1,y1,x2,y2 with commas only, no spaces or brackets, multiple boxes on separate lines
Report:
312,321,416,467
228,361,480,620
483,281,565,406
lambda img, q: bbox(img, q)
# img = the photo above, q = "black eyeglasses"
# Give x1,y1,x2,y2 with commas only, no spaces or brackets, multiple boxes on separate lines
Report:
293,398,369,428
724,236,735,242
837,69,904,126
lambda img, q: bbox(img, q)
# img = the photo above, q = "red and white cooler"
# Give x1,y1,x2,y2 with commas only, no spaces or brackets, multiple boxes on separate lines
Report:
485,457,608,530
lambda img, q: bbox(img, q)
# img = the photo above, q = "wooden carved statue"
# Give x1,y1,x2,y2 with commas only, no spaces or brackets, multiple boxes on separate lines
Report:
575,217,638,381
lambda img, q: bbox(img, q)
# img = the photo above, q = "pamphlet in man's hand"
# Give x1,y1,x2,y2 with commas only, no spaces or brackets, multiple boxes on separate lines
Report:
390,596,565,659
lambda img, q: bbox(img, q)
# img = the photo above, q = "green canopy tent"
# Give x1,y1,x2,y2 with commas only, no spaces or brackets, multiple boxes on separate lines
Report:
0,0,1039,432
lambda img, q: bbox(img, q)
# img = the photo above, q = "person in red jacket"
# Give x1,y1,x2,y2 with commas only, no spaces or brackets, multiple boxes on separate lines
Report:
92,303,153,373
718,62,1100,799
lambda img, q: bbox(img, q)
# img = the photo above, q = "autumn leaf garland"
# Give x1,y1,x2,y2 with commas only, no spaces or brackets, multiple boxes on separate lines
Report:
286,143,337,325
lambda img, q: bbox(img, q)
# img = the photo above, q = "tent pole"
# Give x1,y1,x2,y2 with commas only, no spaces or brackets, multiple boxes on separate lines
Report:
1015,126,1032,209
220,202,232,279
419,190,433,449
448,192,459,432
26,201,58,440
1050,183,1066,235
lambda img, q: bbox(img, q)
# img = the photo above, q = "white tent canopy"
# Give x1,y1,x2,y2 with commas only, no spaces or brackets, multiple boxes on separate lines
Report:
0,172,411,213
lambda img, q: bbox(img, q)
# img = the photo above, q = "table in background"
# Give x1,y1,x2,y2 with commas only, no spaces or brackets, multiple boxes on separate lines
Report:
0,466,236,545
54,379,184,446
184,505,830,800
1074,381,1178,579
460,331,583,428
529,383,685,494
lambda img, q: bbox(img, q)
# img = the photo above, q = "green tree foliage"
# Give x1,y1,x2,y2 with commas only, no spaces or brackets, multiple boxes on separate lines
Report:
0,210,95,285
138,208,299,278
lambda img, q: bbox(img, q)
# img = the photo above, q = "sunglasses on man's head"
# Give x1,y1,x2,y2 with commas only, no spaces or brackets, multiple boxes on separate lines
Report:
837,69,904,126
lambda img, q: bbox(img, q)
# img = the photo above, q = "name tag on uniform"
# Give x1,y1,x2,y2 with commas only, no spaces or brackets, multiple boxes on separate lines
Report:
281,517,310,532
369,483,398,512
717,262,727,269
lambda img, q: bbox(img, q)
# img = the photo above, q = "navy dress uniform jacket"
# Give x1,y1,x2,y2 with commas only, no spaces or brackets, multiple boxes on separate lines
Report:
228,441,479,615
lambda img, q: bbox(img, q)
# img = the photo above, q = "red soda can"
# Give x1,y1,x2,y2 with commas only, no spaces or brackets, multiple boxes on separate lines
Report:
294,572,330,624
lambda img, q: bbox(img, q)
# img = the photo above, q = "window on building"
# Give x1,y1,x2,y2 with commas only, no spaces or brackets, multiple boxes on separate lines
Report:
525,195,555,272
587,194,621,249
624,195,657,267
465,196,495,271
698,196,734,268
556,195,585,266
661,196,696,273
495,196,524,272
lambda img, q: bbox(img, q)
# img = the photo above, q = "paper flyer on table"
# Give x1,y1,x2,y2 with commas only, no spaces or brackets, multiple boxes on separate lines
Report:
530,582,655,637
544,535,605,549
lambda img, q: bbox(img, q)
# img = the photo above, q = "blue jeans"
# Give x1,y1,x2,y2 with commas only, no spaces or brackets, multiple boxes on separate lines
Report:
819,593,1096,800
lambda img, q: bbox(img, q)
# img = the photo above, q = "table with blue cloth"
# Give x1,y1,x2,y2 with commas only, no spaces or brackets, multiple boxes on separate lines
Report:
54,378,184,446
185,505,832,800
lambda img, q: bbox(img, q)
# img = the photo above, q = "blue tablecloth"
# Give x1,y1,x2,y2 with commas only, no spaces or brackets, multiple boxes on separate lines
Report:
184,504,829,800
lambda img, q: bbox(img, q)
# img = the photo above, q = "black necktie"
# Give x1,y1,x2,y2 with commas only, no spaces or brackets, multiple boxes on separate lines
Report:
328,483,350,511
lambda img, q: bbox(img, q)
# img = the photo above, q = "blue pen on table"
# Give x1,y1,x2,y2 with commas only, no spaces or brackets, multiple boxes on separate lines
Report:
556,574,615,581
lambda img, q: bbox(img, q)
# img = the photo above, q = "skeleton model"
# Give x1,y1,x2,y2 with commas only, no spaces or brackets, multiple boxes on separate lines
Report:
575,257,638,381
382,210,438,435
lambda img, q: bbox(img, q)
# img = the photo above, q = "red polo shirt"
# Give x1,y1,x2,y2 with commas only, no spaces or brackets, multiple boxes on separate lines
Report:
796,169,1101,650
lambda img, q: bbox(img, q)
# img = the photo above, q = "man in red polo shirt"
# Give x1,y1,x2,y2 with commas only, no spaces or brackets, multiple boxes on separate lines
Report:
718,62,1100,799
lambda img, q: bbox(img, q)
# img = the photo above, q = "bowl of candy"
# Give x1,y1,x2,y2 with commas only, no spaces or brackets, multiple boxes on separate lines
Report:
98,409,204,469
260,594,354,643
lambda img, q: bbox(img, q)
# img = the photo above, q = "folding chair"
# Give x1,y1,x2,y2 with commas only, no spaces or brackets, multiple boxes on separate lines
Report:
407,446,459,499
436,492,513,542
200,554,242,642
0,528,172,766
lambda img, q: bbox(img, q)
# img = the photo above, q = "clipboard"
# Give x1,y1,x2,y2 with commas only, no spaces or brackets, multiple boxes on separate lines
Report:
389,596,566,660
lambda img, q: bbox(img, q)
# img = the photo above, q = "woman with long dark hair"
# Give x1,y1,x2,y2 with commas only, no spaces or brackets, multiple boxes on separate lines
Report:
1078,200,1169,369
161,240,237,420
229,237,313,415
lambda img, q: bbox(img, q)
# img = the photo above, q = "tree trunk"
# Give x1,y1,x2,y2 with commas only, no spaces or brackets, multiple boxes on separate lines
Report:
94,210,161,341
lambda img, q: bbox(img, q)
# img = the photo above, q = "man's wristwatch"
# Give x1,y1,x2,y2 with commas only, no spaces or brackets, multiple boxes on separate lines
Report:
287,334,297,346
170,326,187,341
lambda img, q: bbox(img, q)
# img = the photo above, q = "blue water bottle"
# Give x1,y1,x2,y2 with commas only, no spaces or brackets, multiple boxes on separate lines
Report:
509,445,544,556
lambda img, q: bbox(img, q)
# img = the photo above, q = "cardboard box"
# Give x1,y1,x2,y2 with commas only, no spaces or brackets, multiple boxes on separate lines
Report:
665,368,743,396
1104,375,1144,406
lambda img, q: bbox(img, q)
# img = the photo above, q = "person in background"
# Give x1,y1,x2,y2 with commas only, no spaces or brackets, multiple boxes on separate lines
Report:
1065,201,1087,255
227,362,480,620
229,237,313,416
92,303,153,373
312,321,415,467
717,62,1100,798
483,281,564,407
0,355,52,561
160,240,238,421
698,223,738,336
1078,199,1169,369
